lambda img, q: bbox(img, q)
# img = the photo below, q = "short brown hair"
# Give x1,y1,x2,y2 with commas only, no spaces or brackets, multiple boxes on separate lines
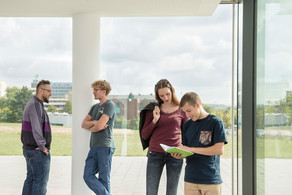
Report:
91,80,112,96
180,92,202,107
154,79,179,106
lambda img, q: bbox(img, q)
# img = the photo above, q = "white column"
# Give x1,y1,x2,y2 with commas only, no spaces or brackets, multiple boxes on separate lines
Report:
72,13,100,195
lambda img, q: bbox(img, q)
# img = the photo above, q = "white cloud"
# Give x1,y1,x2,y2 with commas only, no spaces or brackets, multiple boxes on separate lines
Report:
0,17,72,87
159,54,214,72
0,5,238,105
0,18,20,39
217,40,232,50
151,28,208,53
99,5,234,104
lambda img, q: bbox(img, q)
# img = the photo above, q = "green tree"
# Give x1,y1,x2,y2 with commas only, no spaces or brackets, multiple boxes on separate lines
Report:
115,116,128,129
47,105,58,113
7,87,33,122
213,108,231,129
265,99,287,114
128,92,134,100
132,116,140,130
265,105,274,114
0,97,8,109
62,100,72,114
278,99,287,114
127,116,139,130
256,105,265,129
115,116,123,128
286,93,292,125
0,97,9,122
203,104,215,114
5,87,20,99
265,100,285,114
0,107,11,122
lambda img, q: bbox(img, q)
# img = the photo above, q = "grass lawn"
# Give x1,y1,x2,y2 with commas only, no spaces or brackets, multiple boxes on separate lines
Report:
0,131,72,156
0,131,23,155
0,125,231,157
1,123,292,158
264,137,292,158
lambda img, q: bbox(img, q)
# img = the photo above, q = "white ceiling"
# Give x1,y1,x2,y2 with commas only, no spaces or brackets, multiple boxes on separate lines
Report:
0,0,223,17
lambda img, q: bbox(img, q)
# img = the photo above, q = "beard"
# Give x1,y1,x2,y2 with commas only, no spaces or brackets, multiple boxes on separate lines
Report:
43,96,49,103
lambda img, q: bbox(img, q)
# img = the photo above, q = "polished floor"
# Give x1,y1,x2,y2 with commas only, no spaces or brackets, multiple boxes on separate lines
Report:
1,156,291,195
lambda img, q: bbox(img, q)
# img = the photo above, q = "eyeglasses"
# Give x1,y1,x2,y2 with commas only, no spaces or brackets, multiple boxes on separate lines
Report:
93,88,103,92
42,88,52,93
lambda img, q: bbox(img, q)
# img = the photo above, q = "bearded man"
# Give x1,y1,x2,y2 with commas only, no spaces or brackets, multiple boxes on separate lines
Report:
21,80,52,195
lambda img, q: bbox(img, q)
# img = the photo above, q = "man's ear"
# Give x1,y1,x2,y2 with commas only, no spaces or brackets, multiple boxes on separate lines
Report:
196,102,200,108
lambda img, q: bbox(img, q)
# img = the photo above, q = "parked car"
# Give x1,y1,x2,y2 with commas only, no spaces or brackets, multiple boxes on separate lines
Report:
256,129,265,137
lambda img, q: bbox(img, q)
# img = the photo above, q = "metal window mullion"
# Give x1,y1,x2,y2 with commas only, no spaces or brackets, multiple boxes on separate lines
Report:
242,0,257,195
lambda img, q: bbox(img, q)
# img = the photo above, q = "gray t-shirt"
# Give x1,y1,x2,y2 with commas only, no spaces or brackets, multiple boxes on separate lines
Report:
88,100,116,148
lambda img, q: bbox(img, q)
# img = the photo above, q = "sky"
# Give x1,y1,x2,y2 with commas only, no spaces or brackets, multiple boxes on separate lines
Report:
99,6,233,105
0,4,245,105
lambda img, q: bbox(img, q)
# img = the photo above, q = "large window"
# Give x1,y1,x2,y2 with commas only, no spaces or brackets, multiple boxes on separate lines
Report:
256,1,292,194
101,4,236,195
0,4,241,194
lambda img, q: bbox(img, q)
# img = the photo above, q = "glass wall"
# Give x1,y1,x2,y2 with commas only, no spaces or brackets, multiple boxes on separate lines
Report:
101,4,236,195
0,17,72,194
256,1,292,194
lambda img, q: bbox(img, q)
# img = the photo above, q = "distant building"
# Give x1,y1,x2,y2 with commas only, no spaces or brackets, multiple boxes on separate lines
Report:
109,94,156,120
0,81,6,97
44,98,68,111
67,90,72,102
31,78,38,88
50,82,72,99
45,94,155,127
47,112,72,127
265,113,288,126
31,79,72,99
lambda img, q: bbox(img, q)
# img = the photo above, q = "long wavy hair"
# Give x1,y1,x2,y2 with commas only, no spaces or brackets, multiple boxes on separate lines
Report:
154,79,180,106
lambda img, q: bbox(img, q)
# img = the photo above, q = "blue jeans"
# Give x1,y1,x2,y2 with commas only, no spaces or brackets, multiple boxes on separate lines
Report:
22,150,51,195
146,151,183,195
83,147,115,195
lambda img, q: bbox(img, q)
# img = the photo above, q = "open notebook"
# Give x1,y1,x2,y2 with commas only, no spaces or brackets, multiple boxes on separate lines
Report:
160,143,194,158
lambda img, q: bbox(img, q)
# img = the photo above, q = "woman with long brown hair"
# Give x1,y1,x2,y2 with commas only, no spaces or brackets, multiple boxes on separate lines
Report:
141,79,188,195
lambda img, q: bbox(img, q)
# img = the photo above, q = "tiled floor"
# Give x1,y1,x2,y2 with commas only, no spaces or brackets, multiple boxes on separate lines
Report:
1,156,291,195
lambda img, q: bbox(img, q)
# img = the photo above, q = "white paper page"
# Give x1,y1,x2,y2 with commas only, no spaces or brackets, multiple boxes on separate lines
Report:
160,143,174,151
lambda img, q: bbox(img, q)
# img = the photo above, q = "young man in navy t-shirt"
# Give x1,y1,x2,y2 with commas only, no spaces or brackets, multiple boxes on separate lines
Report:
172,92,228,195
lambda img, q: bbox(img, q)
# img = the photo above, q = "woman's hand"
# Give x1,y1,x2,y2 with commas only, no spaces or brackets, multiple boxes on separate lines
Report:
152,106,160,124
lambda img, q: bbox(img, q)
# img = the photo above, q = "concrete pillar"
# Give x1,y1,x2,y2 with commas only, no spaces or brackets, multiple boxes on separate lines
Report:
72,13,100,195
